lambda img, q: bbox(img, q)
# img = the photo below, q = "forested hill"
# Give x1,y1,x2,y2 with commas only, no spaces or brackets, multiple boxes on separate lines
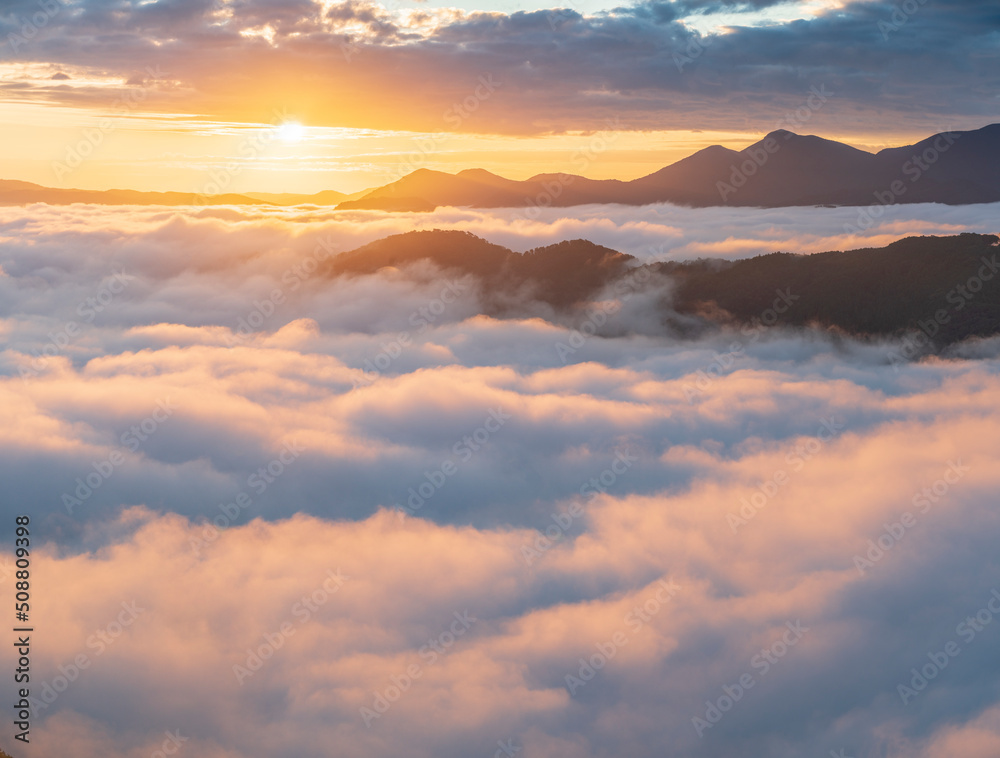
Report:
325,230,1000,347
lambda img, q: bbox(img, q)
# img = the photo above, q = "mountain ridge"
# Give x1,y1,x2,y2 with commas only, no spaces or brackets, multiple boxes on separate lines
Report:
323,229,1000,347
0,180,369,208
336,124,1000,210
1,124,997,210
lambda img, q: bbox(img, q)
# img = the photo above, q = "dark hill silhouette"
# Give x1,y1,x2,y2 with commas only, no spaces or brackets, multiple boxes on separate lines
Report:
665,232,1000,344
339,169,529,208
459,168,532,191
0,181,362,208
2,124,997,210
324,229,1000,347
324,229,634,310
515,238,634,308
715,130,879,206
0,180,264,207
336,124,1000,210
872,123,1000,204
626,144,745,206
244,189,349,204
328,229,513,278
336,195,437,212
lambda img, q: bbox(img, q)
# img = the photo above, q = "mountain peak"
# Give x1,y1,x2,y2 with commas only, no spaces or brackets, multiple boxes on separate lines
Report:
764,129,797,142
457,168,503,179
748,130,876,163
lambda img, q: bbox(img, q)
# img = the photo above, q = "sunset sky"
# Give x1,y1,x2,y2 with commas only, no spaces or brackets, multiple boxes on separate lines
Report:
3,2,1000,758
1,0,997,192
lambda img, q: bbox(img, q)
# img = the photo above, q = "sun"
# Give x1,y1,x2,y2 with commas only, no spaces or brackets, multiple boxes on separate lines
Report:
276,121,306,143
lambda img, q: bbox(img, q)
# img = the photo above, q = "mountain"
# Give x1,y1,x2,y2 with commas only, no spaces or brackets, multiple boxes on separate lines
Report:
1,124,997,210
625,143,746,205
336,124,1000,210
664,232,1000,344
325,229,634,310
871,124,1000,204
0,180,265,207
324,229,1000,346
336,195,438,212
335,168,531,209
707,130,880,206
0,181,370,208
243,189,348,204
332,167,635,211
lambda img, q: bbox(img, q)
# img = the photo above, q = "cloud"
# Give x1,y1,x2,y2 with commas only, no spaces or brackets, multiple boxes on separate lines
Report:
0,0,996,134
4,396,1000,756
3,201,1000,756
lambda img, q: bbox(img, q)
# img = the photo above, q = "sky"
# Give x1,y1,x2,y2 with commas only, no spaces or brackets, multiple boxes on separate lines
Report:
3,2,1000,756
0,0,998,192
3,201,1000,757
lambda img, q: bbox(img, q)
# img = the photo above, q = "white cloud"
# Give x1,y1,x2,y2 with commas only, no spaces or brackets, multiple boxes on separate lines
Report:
2,202,1000,757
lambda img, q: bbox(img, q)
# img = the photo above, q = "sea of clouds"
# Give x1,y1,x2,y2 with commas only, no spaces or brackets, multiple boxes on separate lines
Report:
2,201,1000,758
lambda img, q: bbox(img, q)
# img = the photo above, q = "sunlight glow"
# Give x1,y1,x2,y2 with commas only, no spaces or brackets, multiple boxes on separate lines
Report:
276,121,306,143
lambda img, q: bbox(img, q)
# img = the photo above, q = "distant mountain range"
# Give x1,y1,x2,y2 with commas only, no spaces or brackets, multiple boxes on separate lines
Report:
324,230,1000,347
328,230,635,311
2,124,997,210
338,124,1000,210
0,181,365,207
